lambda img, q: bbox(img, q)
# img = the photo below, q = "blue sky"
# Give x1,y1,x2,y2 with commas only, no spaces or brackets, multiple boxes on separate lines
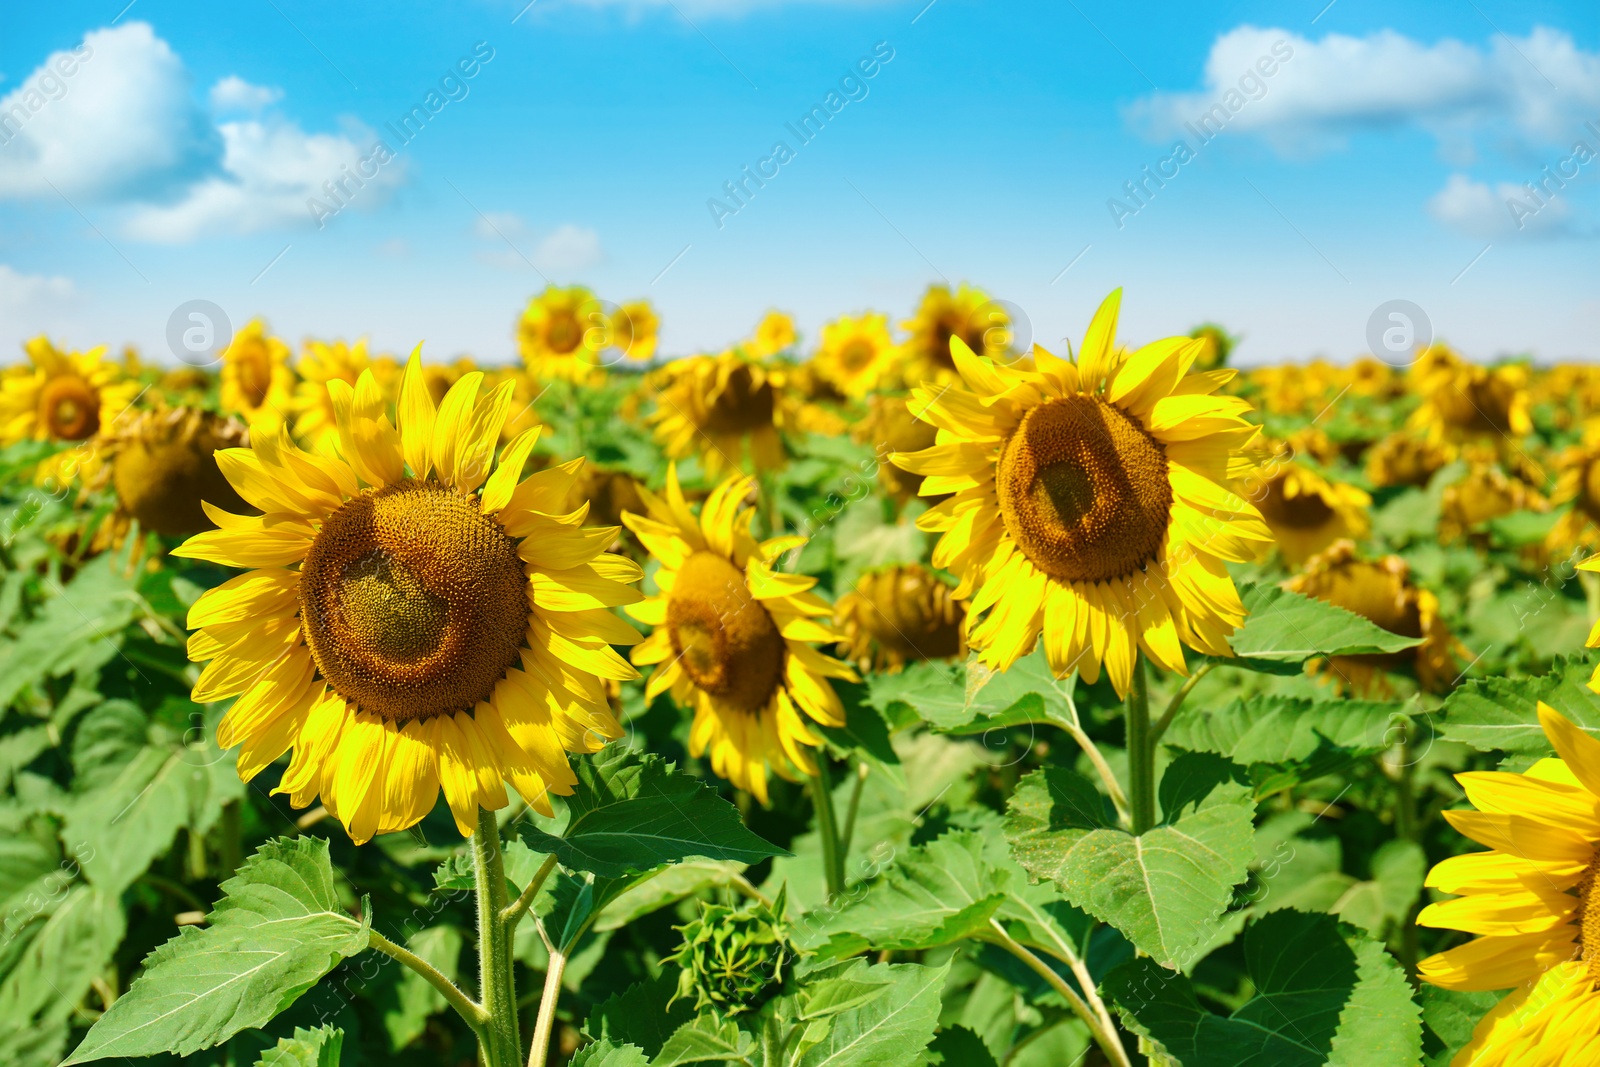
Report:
1,0,1597,367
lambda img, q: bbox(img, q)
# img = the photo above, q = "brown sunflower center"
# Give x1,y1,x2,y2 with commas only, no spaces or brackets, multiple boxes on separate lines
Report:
855,566,963,661
237,350,272,409
112,410,250,537
666,551,784,713
1258,477,1336,529
39,376,100,441
703,365,775,434
996,395,1171,583
839,339,877,373
1576,852,1600,981
299,479,528,722
546,310,585,355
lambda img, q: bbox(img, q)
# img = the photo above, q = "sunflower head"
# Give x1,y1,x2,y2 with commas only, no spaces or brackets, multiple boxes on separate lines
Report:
665,892,793,1016
813,313,899,399
836,564,964,672
1410,354,1532,445
900,283,1010,383
0,336,138,447
623,468,856,801
291,339,371,452
747,311,797,359
858,395,938,503
220,320,295,429
1287,540,1457,694
890,289,1273,696
1347,356,1396,398
1548,441,1600,553
1247,459,1370,567
648,352,791,476
1439,463,1547,544
1366,432,1451,489
1188,323,1235,370
175,350,643,843
609,300,660,362
518,284,607,383
110,407,251,537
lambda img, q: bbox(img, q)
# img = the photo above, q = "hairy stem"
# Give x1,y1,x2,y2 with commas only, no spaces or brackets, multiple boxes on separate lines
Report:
1150,660,1212,745
369,930,488,1035
807,761,845,899
1126,657,1156,835
839,759,869,860
473,808,521,1067
502,854,558,935
526,948,568,1067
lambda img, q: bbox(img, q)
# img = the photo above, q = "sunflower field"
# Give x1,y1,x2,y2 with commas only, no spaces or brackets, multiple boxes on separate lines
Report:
5,283,1600,1067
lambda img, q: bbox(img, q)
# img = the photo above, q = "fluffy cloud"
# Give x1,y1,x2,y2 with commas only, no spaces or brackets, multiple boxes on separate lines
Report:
1428,173,1581,240
0,22,403,242
473,216,604,273
532,224,603,271
0,264,75,311
1127,25,1600,155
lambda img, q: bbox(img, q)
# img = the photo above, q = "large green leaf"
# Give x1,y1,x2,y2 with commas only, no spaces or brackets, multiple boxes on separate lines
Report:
0,884,126,1067
0,549,143,710
573,1040,651,1067
1005,765,1255,970
1419,987,1501,1067
652,1014,756,1065
1106,910,1360,1067
1440,655,1600,754
1228,583,1423,665
1325,937,1423,1067
585,973,695,1058
255,1025,344,1067
865,646,1072,736
1165,695,1409,766
64,837,371,1064
518,747,784,878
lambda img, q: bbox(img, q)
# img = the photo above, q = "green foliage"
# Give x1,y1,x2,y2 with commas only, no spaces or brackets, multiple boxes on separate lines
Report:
1440,653,1600,754
1227,583,1424,667
254,1025,344,1067
664,892,794,1016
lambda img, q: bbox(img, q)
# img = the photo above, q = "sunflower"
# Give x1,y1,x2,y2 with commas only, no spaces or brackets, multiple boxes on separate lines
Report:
889,289,1273,697
1546,435,1600,554
1251,460,1371,567
159,366,214,407
812,313,899,399
1246,360,1343,417
1347,356,1397,399
1440,463,1547,544
291,339,372,453
173,352,642,843
649,351,798,475
900,283,1010,385
622,468,856,801
1188,323,1235,370
836,564,964,672
1416,702,1600,1064
1286,539,1457,694
610,300,660,362
566,465,646,532
747,311,797,359
518,284,607,384
1367,432,1451,489
108,407,251,537
0,336,141,448
1409,351,1532,446
220,320,296,430
856,395,938,504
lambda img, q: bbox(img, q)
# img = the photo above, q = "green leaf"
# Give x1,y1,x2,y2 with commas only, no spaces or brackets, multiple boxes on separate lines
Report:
1440,655,1600,754
794,830,1011,958
1420,986,1501,1064
0,884,126,1066
571,1040,651,1067
1326,936,1423,1067
593,859,754,933
1229,583,1423,664
0,549,143,709
1332,840,1425,937
379,925,462,1051
517,747,784,878
1157,751,1244,819
255,1025,344,1067
1165,694,1409,766
790,960,947,1067
1106,910,1360,1067
653,1015,756,1065
865,646,1071,736
926,1026,999,1067
1486,508,1561,547
818,684,903,787
585,973,695,1058
63,837,371,1064
1005,766,1255,970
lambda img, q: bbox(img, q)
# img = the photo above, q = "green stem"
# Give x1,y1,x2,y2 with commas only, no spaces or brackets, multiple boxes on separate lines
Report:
1395,722,1421,976
526,948,567,1067
1150,660,1212,745
1126,657,1156,835
473,808,521,1067
502,854,558,936
987,922,1131,1067
807,762,845,899
369,930,488,1036
839,760,869,860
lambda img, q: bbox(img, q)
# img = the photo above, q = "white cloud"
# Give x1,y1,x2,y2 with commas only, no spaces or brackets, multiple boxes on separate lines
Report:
473,219,604,274
1428,173,1579,239
1127,25,1600,155
209,75,283,113
122,116,405,243
0,22,216,200
0,264,74,312
472,211,527,240
533,223,603,271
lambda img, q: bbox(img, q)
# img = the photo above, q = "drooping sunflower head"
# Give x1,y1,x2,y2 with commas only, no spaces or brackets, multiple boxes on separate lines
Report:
1417,701,1600,1066
1247,459,1371,567
1439,462,1547,544
108,407,251,537
900,283,1010,384
1366,431,1452,489
813,313,900,399
836,564,965,672
857,395,939,503
747,310,797,359
174,349,643,843
517,284,607,384
220,320,295,429
609,299,660,362
890,289,1274,697
1286,540,1457,694
0,336,140,448
1409,356,1532,445
648,351,793,475
623,468,856,802
1548,440,1600,553
291,338,372,453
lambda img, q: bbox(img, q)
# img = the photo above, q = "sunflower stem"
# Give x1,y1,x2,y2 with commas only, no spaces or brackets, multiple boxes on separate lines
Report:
473,808,521,1067
807,762,846,899
369,930,489,1036
1126,656,1157,836
986,921,1132,1067
502,854,558,935
1149,660,1212,745
526,947,567,1067
839,759,869,860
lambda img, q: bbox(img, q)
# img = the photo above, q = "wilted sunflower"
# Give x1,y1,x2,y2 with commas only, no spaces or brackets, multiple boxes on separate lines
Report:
900,283,1010,385
0,336,141,449
649,351,798,475
1367,432,1452,489
1439,463,1547,544
1546,435,1600,553
1409,350,1532,446
890,289,1273,696
291,339,372,453
108,407,251,537
747,311,797,359
857,395,938,504
175,353,642,843
812,313,899,399
1250,461,1370,567
1286,540,1456,694
609,299,660,362
1417,703,1600,1065
517,284,607,384
622,468,856,802
1246,360,1343,417
220,320,296,430
836,564,964,672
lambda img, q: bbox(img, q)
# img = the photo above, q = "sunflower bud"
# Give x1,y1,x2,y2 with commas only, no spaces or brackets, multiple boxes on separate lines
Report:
836,563,964,672
110,407,250,536
664,891,793,1016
